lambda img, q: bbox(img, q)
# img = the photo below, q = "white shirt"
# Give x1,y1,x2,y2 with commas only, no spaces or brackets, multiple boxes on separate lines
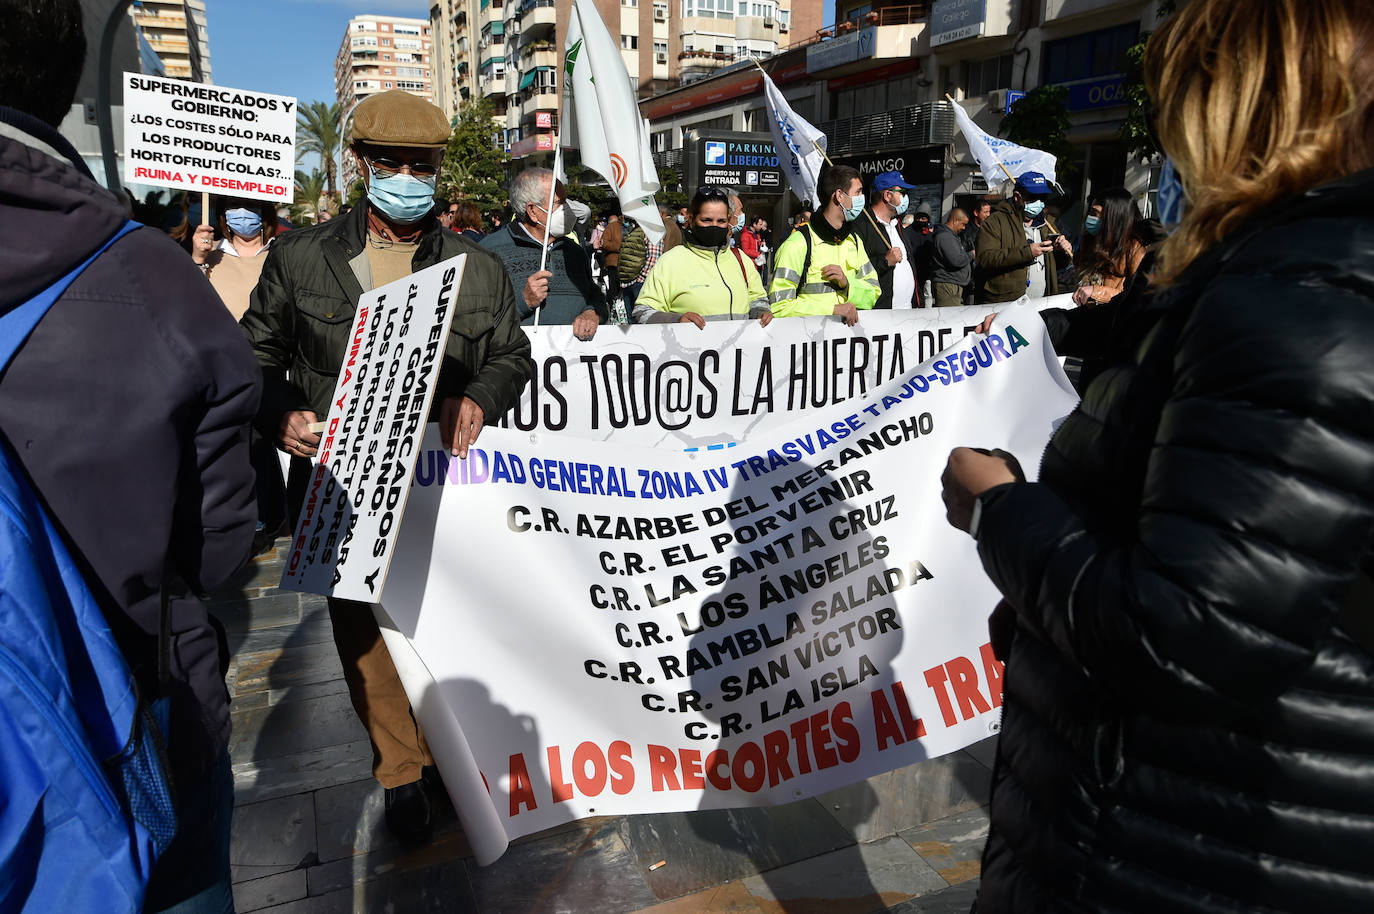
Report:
1023,221,1047,299
882,216,916,309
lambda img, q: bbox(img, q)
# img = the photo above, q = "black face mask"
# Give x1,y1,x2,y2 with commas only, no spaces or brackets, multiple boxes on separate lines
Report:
687,224,729,248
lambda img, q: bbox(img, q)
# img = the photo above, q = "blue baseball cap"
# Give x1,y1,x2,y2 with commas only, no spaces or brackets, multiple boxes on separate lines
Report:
872,170,918,192
1015,171,1052,196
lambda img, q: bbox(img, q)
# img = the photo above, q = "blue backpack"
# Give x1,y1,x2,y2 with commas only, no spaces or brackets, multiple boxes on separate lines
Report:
0,222,177,912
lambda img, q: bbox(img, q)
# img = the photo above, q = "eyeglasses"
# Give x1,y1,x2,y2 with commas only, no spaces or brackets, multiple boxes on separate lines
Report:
696,187,730,199
366,157,440,179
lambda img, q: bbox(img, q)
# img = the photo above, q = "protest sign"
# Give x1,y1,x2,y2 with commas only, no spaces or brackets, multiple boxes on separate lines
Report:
502,297,1074,447
281,256,468,600
123,73,296,202
381,302,1078,863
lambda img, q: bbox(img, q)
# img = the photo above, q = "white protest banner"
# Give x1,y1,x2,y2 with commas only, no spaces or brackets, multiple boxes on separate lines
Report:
123,72,296,202
502,297,1076,447
281,256,467,600
382,302,1078,863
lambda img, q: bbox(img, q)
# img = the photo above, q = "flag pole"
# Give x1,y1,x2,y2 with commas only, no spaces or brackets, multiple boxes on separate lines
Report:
807,138,894,253
534,140,561,329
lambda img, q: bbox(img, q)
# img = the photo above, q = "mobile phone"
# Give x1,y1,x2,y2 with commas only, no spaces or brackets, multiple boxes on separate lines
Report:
1042,233,1062,243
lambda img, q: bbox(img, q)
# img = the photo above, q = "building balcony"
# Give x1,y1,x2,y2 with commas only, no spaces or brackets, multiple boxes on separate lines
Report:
520,42,557,69
519,87,559,119
816,100,954,156
677,50,734,68
517,0,556,36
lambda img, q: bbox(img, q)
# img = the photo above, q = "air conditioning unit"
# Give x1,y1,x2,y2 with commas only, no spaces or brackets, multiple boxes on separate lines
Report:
654,8,665,19
656,52,667,63
986,89,1009,113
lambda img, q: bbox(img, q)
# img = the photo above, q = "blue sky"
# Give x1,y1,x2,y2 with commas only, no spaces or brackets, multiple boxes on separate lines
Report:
209,0,836,107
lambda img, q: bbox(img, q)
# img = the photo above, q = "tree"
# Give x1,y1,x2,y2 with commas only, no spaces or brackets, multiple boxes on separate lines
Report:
293,168,326,221
346,178,365,209
1120,0,1178,163
561,159,612,214
437,96,508,212
297,100,344,203
999,85,1075,191
656,167,686,214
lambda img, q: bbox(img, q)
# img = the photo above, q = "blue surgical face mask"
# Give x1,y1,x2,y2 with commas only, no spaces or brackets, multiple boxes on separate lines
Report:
1157,157,1186,230
366,165,438,224
1023,199,1046,218
225,207,263,238
734,212,745,229
843,192,865,222
1083,214,1100,235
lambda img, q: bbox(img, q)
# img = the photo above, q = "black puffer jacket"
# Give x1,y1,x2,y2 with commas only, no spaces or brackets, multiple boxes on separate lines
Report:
973,168,1374,913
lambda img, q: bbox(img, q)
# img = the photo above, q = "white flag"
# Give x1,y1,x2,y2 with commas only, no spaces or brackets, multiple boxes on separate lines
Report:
949,97,1059,190
563,0,665,242
761,70,828,208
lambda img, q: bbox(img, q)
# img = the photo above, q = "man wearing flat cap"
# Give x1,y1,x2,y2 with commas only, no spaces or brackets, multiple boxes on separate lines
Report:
241,90,532,844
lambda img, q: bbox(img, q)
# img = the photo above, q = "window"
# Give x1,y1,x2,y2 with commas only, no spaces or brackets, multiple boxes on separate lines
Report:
397,79,427,90
380,22,390,30
717,0,733,18
396,38,422,49
621,34,638,49
652,129,669,152
777,7,789,28
384,81,393,87
952,53,1013,97
654,1,667,17
622,0,638,6
1041,23,1138,85
380,37,392,46
396,66,425,77
653,39,668,62
395,25,421,34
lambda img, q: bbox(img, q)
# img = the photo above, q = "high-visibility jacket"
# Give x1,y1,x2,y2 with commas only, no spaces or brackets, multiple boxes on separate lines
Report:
632,242,769,323
768,223,880,317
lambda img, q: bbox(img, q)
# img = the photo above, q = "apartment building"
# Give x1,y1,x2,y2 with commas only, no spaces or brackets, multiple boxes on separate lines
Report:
429,0,820,160
129,0,209,83
335,14,437,187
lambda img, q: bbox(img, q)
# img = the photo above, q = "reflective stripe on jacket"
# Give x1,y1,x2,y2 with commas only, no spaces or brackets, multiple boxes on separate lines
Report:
767,224,879,316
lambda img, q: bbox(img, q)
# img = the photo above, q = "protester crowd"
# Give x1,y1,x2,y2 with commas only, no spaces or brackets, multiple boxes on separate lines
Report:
3,0,1373,910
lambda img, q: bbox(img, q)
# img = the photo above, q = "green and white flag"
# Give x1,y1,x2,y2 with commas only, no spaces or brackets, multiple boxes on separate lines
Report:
563,0,665,241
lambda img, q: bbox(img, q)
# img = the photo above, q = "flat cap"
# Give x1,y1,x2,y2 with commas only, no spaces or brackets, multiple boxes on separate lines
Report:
349,90,450,149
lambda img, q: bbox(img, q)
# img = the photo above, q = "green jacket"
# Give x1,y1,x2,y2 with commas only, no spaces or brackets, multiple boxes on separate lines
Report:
618,224,649,284
631,242,768,323
241,203,532,435
975,199,1062,303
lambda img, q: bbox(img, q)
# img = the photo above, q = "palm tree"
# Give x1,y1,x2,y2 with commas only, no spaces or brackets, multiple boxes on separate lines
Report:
294,168,327,218
297,100,343,202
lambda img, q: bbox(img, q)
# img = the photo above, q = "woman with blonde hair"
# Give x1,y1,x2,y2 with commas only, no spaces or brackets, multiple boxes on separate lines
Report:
940,1,1374,910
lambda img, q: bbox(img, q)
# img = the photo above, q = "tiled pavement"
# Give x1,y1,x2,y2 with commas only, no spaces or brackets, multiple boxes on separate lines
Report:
213,543,994,914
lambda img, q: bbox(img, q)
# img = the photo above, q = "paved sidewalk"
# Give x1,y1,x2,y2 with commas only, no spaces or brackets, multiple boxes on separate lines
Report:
214,542,994,914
